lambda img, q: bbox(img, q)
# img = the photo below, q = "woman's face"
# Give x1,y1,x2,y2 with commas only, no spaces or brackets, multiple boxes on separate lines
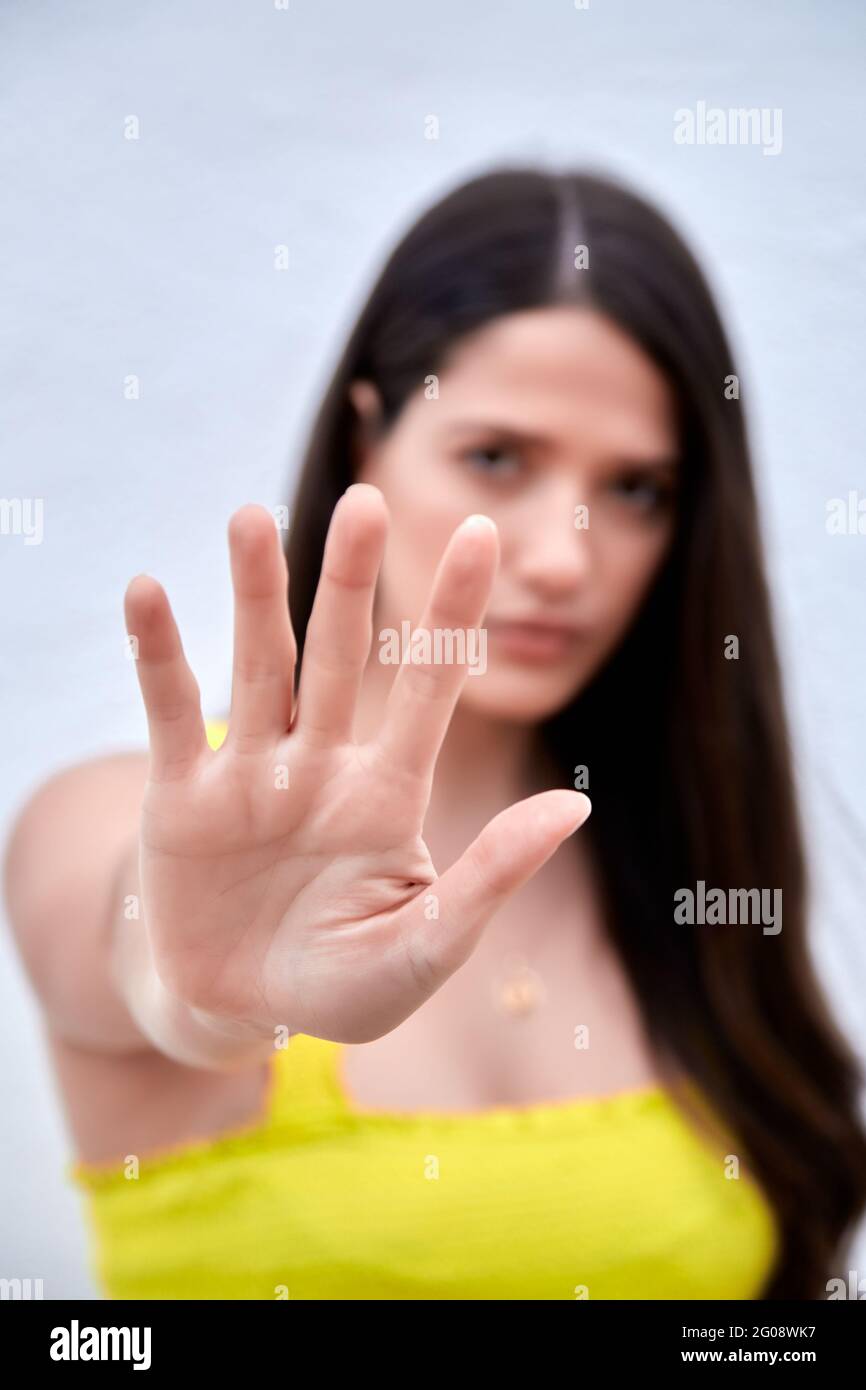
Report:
353,306,681,723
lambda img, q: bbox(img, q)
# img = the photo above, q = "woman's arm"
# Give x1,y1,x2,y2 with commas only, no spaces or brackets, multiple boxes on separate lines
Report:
3,752,274,1070
5,492,590,1080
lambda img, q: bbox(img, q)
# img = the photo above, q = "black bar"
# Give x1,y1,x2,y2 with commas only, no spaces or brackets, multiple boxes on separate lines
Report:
5,1298,863,1373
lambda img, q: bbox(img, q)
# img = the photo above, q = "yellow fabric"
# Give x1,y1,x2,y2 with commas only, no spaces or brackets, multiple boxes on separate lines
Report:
67,717,781,1300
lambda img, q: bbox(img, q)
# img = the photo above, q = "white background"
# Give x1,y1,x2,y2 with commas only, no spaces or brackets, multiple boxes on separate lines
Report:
1,0,864,1296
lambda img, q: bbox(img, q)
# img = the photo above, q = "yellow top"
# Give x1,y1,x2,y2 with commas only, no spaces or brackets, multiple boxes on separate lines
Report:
67,719,780,1300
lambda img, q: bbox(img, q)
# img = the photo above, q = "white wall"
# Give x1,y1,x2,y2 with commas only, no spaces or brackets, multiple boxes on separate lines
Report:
2,0,864,1297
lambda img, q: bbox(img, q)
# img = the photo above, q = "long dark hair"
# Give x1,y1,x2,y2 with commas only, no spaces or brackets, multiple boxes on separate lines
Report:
285,166,866,1299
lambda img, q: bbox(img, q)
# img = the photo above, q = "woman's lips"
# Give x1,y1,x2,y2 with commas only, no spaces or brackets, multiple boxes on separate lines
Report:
486,619,581,663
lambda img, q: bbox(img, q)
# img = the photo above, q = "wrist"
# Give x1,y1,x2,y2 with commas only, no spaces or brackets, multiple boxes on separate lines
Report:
146,969,288,1071
134,951,293,1070
111,839,294,1070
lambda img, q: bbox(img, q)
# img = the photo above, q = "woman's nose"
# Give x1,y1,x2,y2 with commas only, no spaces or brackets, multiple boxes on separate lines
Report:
510,493,594,598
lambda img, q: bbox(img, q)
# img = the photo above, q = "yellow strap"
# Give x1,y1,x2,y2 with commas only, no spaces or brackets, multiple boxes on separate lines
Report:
205,718,229,750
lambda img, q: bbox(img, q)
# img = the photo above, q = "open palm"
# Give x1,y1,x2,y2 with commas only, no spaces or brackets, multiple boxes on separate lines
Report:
124,485,591,1044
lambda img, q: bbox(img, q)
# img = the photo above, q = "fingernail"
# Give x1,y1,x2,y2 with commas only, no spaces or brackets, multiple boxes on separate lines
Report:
459,514,497,534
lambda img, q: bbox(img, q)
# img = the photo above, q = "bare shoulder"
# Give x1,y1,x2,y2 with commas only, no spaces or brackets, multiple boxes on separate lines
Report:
4,749,151,1004
4,748,150,936
4,749,270,1165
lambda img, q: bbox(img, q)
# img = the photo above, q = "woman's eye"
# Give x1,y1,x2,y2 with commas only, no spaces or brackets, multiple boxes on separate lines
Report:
463,446,523,477
611,474,670,510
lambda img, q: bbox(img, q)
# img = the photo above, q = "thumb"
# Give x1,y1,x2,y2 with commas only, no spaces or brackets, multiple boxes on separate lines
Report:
407,790,592,986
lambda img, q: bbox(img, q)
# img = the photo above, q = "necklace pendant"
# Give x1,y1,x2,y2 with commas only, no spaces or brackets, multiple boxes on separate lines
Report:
494,954,546,1016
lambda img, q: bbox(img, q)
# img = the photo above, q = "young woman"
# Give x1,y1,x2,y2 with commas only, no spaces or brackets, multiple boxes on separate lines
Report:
6,167,866,1301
